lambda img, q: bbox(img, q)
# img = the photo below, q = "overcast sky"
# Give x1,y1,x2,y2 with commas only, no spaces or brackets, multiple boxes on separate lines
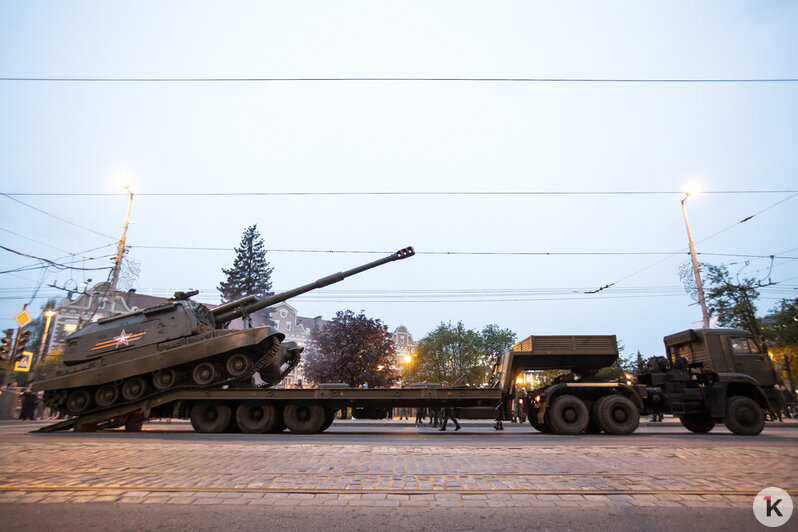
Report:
1,1,796,358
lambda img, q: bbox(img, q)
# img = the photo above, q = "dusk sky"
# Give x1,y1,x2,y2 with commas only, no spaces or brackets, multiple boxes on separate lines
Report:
1,1,796,359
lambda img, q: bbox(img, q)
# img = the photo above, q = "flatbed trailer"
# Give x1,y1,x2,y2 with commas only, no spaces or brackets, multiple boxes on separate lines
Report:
35,329,788,436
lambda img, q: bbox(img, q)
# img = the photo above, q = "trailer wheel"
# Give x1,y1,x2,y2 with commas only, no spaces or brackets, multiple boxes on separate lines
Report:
235,403,277,433
595,395,639,435
190,402,232,433
283,403,326,434
547,395,589,435
528,408,551,433
679,414,715,433
723,396,764,436
320,409,338,431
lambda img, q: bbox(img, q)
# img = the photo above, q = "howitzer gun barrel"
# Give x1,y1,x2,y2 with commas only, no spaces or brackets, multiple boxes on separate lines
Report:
211,246,415,324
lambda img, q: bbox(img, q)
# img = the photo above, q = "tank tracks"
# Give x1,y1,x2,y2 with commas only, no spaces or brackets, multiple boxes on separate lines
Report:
43,336,284,419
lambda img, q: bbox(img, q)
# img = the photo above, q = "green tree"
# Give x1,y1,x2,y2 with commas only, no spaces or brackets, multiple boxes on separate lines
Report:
217,225,274,303
702,263,761,336
303,310,399,387
762,298,798,395
414,322,515,386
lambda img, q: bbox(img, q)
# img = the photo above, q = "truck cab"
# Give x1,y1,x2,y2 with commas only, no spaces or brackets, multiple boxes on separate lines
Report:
638,328,789,435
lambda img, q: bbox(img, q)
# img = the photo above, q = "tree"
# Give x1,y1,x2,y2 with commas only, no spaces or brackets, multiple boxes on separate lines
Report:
303,310,399,387
702,263,761,336
762,298,798,395
414,322,516,386
217,225,274,303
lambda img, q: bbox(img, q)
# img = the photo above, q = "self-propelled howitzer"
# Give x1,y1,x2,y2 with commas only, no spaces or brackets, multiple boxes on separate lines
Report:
33,247,415,416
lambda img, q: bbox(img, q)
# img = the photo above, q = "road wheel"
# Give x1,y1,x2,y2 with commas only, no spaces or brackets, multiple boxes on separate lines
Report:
283,403,326,434
190,402,232,433
595,395,639,435
95,384,119,407
528,407,552,433
547,395,590,435
723,396,765,436
66,389,92,414
152,368,176,390
679,414,715,433
121,377,146,401
235,403,277,433
192,362,216,385
226,354,252,378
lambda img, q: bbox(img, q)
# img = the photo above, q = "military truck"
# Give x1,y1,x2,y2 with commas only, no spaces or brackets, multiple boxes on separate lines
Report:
34,324,788,436
526,328,789,436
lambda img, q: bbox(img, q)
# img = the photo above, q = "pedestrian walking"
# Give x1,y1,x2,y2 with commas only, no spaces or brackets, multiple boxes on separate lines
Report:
415,407,426,425
429,408,439,427
439,406,461,431
400,407,408,420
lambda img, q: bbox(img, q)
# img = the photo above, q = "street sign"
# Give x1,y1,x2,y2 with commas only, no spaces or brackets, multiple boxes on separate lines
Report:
13,352,33,372
14,310,32,328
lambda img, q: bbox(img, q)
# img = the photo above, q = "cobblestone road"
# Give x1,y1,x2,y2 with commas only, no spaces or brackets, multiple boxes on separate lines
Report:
1,431,796,509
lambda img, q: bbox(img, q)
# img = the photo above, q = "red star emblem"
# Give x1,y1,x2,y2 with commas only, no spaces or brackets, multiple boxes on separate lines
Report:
113,330,132,348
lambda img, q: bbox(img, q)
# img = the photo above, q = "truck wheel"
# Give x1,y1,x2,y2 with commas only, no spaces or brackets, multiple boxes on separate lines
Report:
190,402,232,433
528,408,551,433
547,395,589,435
320,409,337,431
723,396,765,436
235,403,277,433
283,403,326,434
595,395,639,435
679,414,715,433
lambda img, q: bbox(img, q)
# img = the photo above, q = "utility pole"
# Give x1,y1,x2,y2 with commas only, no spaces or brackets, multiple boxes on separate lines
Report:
110,185,134,291
681,193,710,328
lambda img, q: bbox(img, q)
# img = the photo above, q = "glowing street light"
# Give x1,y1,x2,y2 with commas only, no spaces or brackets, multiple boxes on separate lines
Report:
681,192,710,328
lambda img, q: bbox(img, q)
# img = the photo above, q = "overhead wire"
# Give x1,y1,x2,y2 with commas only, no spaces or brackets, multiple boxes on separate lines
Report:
0,193,116,240
2,76,798,83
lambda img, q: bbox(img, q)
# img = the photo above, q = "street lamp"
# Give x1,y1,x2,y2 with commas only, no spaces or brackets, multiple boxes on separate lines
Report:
32,309,57,376
681,192,710,328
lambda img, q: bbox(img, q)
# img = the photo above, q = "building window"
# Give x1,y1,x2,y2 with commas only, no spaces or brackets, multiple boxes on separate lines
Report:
63,323,77,334
286,323,291,332
98,301,106,309
400,336,405,344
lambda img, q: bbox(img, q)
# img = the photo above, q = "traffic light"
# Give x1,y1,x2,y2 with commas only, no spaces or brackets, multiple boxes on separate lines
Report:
14,329,31,360
0,329,12,360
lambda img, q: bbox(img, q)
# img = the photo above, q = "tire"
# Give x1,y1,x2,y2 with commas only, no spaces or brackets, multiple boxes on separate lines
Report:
320,409,338,431
547,395,590,435
121,377,146,401
190,402,232,433
723,396,765,436
66,389,92,415
283,403,326,434
95,384,119,408
679,414,715,434
235,403,277,434
528,407,551,433
595,395,639,435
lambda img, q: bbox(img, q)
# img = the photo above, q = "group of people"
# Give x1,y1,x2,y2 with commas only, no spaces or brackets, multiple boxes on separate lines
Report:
1,382,61,421
412,406,461,431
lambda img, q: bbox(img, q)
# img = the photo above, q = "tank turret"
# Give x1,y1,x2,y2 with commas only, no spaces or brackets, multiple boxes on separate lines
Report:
33,247,415,416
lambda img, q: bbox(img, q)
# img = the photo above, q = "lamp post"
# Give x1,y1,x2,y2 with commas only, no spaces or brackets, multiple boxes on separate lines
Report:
32,309,57,376
111,185,134,291
681,193,710,328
